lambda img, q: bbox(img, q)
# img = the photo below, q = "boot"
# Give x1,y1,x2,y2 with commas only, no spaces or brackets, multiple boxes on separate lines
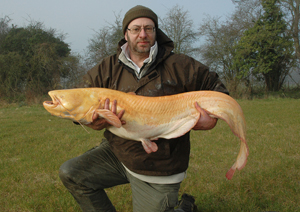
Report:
174,193,197,212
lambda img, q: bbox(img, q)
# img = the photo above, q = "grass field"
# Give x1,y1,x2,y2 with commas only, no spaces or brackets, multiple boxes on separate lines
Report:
0,98,299,212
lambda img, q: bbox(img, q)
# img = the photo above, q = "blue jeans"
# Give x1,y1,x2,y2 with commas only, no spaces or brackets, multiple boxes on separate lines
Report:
59,139,181,212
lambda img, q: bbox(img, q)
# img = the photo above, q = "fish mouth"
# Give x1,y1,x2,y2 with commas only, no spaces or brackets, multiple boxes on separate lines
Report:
43,95,60,108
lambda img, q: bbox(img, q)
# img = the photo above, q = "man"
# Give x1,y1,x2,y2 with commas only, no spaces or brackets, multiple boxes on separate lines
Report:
59,5,229,212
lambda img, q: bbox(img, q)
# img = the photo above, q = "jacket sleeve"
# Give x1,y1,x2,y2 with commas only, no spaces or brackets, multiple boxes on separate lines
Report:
75,64,102,88
83,65,103,88
75,60,109,88
201,71,229,95
188,56,229,95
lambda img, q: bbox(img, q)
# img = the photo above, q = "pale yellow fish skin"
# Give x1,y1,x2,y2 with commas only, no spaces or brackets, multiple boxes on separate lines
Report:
43,88,249,180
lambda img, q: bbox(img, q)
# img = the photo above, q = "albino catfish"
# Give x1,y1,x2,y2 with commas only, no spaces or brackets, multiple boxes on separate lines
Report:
43,88,249,180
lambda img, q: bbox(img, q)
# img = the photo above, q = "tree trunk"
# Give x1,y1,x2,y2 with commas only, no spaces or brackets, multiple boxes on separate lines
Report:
263,69,282,91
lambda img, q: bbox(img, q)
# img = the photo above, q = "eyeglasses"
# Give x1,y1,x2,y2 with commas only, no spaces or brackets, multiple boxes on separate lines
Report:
127,26,156,35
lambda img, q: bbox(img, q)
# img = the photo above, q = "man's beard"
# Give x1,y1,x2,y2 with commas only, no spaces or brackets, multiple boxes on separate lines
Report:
127,36,153,55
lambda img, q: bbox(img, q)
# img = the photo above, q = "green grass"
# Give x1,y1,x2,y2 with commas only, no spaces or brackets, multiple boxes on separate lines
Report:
0,98,299,211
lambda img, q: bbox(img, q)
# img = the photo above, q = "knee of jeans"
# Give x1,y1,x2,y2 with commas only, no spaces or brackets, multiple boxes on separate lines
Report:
58,159,75,183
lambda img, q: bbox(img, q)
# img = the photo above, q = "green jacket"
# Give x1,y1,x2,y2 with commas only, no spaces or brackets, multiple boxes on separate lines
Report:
80,29,229,176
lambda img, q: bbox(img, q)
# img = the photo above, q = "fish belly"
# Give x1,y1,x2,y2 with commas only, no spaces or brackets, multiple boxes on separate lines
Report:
108,110,199,141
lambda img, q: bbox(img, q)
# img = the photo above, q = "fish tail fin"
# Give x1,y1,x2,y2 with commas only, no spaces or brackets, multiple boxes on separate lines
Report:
226,140,249,180
226,165,236,180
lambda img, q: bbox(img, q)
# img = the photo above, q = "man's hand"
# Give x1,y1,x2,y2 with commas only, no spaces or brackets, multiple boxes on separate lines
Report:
86,98,125,130
193,102,217,130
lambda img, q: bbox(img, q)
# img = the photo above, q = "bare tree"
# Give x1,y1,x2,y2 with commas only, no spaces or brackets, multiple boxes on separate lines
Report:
0,16,13,53
199,16,245,93
280,0,300,60
159,5,199,57
231,0,262,31
199,0,262,95
86,12,123,67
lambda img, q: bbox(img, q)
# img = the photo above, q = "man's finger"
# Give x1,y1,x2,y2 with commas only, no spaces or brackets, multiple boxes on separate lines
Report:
194,102,204,114
104,98,110,109
117,109,125,119
92,112,99,121
112,100,117,114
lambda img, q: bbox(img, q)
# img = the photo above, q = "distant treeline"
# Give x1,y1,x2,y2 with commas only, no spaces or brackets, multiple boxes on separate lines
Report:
1,0,299,103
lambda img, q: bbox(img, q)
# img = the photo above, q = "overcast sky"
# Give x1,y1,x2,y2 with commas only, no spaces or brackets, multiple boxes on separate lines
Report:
2,0,236,54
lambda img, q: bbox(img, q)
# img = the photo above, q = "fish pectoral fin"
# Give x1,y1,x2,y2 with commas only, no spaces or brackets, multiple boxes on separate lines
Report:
95,109,122,128
140,139,158,154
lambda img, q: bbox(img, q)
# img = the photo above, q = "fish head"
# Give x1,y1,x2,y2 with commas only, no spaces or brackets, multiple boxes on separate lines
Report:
43,89,100,124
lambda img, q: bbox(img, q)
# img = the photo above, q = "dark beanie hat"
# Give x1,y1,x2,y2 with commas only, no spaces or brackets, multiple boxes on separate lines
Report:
122,5,158,34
